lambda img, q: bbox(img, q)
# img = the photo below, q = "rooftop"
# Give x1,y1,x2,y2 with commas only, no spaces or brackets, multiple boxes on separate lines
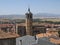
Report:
0,30,19,39
50,38,60,44
36,33,60,44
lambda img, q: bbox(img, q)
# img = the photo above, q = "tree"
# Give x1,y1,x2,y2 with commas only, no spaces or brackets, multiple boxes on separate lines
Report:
58,31,60,37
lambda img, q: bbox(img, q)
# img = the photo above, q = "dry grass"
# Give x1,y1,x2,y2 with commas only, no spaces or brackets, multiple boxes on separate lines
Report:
41,18,60,22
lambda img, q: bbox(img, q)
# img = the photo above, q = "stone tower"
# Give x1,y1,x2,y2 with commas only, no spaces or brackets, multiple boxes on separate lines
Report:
25,8,33,35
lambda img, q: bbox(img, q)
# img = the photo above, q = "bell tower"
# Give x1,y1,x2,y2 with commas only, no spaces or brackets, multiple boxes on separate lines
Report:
25,8,33,35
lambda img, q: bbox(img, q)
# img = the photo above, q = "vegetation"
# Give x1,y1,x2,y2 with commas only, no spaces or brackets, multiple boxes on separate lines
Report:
58,31,60,37
33,18,60,24
0,18,60,24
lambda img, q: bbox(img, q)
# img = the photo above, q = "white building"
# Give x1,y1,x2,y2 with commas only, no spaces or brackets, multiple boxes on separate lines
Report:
16,35,37,45
16,35,56,45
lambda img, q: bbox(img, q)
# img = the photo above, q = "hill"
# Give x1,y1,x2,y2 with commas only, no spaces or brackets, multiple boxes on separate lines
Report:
0,13,60,19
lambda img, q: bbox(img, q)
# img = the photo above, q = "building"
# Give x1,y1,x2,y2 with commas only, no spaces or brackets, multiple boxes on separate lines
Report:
36,31,60,45
16,8,56,45
16,35,56,45
0,8,47,36
25,8,33,35
0,24,15,33
16,35,36,45
16,8,46,36
32,37,56,45
0,30,19,45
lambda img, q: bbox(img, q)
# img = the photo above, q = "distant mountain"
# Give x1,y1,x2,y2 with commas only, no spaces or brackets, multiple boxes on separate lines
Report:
34,13,60,18
0,15,25,19
0,13,60,19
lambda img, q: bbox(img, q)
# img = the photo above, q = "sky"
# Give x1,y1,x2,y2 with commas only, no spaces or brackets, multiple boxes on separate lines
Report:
0,0,60,15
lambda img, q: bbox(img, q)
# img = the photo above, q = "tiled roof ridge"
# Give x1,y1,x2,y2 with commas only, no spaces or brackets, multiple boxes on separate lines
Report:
0,30,19,39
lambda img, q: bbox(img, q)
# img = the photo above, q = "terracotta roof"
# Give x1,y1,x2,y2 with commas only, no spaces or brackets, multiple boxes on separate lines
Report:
50,38,60,44
0,24,14,28
36,33,60,44
0,30,19,39
36,32,58,38
36,33,52,38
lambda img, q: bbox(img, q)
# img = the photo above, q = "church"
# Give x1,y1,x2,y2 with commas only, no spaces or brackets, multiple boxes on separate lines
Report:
17,8,46,36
